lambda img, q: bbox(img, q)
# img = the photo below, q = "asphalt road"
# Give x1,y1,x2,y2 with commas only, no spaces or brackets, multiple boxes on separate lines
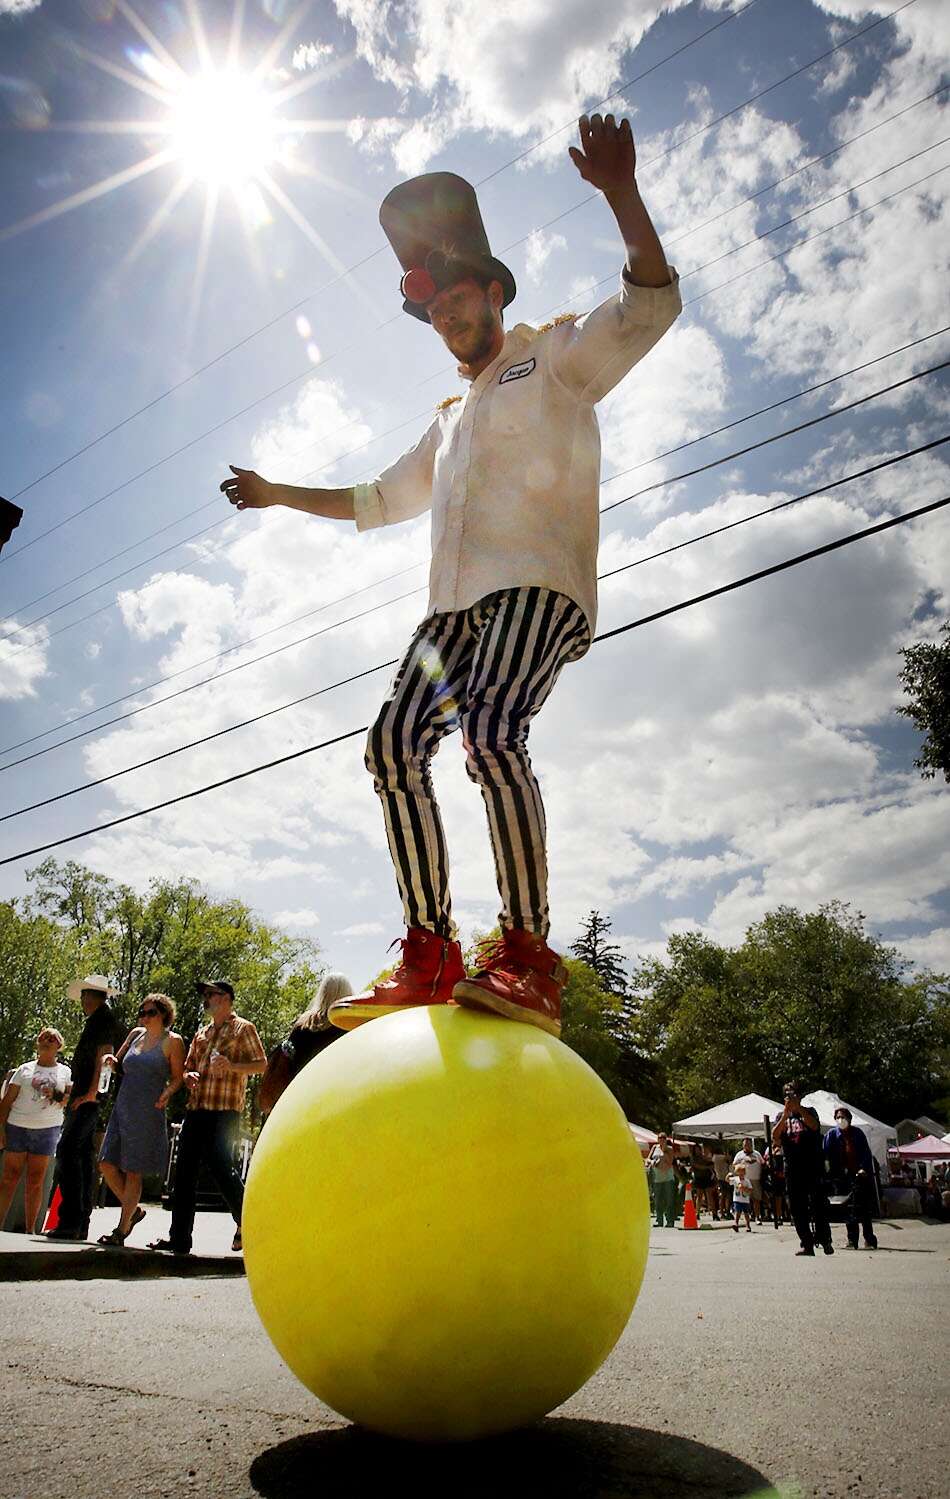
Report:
1,1215,947,1499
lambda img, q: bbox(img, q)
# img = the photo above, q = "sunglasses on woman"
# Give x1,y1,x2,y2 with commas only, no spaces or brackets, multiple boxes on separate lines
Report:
138,1006,160,1018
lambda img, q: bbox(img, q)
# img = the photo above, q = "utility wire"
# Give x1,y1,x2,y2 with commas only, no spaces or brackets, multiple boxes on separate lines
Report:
551,150,950,318
680,162,950,312
600,362,950,515
0,582,426,773
8,78,944,628
4,146,945,655
3,0,763,509
595,490,950,645
2,480,945,870
2,328,947,763
3,433,946,813
1,0,914,561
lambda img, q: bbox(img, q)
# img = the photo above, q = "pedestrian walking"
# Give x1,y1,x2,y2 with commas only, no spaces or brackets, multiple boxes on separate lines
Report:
824,1107,878,1250
728,1163,753,1233
732,1137,765,1223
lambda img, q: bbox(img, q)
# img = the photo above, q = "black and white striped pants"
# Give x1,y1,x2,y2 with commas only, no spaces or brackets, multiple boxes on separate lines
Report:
366,587,589,940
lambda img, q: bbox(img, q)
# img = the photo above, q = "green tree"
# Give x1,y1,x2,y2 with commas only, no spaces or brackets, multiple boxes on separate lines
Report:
560,957,624,1091
3,861,326,1121
568,910,671,1126
570,910,628,997
897,620,950,781
630,902,950,1124
0,901,83,1077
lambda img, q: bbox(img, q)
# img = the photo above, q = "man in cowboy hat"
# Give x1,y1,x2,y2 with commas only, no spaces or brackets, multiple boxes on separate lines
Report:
223,114,680,1036
47,974,124,1241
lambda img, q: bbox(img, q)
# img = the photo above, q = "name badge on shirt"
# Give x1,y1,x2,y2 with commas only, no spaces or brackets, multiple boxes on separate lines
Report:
499,357,536,384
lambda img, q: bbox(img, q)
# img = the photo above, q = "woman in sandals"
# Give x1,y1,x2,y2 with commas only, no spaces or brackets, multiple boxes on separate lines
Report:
97,994,184,1246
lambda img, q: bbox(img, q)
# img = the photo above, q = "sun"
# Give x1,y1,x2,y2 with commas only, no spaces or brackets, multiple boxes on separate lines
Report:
0,0,371,324
168,69,279,188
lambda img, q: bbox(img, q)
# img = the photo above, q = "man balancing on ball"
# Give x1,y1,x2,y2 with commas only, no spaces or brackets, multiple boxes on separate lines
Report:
223,114,680,1037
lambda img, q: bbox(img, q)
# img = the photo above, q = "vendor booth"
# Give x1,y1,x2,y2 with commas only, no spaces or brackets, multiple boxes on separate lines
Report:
673,1091,783,1141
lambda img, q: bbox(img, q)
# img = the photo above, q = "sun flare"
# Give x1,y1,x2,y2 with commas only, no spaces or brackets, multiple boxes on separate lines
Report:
0,0,367,322
168,70,279,188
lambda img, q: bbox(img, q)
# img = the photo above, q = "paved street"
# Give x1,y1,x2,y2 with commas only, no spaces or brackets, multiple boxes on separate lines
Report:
1,1213,947,1499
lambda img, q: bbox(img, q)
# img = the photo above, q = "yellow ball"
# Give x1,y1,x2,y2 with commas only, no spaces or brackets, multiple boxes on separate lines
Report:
243,1006,649,1441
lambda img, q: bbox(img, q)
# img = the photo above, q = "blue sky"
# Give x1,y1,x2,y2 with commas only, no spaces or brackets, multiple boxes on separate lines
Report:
1,0,948,990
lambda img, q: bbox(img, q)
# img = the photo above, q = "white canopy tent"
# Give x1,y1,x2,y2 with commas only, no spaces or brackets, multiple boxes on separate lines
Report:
628,1122,658,1146
672,1092,783,1141
800,1090,896,1171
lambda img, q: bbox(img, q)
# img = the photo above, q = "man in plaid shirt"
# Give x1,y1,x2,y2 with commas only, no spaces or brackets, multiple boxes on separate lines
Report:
150,980,266,1256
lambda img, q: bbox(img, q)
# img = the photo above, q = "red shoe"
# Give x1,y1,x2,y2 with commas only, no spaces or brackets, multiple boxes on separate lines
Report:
329,928,464,1031
453,928,566,1036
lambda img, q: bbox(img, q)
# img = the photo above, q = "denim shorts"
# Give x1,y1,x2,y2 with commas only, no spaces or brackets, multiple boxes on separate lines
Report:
4,1122,61,1156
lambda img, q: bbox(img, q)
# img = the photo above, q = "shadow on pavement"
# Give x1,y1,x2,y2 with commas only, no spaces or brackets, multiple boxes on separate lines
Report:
0,1243,245,1281
249,1416,778,1498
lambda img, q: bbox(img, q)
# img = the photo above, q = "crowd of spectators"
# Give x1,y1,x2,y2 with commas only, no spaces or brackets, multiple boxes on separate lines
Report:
643,1080,950,1252
0,971,348,1250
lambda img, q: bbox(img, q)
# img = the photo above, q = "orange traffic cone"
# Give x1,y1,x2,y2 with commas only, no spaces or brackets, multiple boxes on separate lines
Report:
42,1186,62,1234
682,1183,699,1230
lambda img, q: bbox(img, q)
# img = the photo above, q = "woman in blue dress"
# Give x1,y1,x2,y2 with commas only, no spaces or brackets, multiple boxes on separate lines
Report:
97,994,185,1245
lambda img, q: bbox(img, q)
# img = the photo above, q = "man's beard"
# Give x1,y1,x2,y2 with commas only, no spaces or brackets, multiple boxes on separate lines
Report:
447,299,497,366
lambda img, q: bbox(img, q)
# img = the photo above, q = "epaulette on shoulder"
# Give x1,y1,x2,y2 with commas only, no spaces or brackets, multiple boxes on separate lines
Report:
436,394,463,412
535,312,578,335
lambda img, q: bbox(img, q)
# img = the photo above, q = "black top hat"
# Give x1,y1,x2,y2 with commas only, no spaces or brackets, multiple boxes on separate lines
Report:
379,172,516,323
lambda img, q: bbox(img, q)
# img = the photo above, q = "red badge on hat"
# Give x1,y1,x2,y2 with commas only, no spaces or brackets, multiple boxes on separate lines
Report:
400,266,437,305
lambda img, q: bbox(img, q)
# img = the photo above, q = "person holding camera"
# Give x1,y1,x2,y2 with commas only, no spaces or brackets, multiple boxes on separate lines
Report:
772,1081,833,1257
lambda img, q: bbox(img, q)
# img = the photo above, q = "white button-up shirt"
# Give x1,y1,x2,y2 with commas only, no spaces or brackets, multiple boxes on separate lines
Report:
353,268,682,633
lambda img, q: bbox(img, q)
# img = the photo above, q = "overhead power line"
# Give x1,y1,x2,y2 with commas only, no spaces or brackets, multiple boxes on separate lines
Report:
1,0,915,560
7,78,944,626
4,145,945,656
3,432,946,815
2,479,945,870
4,0,763,510
2,329,947,764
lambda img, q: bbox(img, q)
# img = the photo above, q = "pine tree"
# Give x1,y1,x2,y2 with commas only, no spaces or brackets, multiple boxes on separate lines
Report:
570,910,628,998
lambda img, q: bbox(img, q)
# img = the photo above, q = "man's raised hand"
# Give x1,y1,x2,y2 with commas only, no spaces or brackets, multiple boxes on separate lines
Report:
220,464,273,510
568,114,637,197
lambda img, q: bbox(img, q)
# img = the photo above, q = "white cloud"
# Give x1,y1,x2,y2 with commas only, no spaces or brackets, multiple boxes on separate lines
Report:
334,0,722,162
524,228,566,284
273,908,322,928
0,621,49,700
894,927,950,973
0,1,43,15
249,374,374,484
339,920,386,937
292,41,335,71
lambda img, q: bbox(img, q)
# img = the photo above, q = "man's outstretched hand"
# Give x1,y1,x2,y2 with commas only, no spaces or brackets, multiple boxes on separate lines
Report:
568,114,637,198
220,464,273,510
